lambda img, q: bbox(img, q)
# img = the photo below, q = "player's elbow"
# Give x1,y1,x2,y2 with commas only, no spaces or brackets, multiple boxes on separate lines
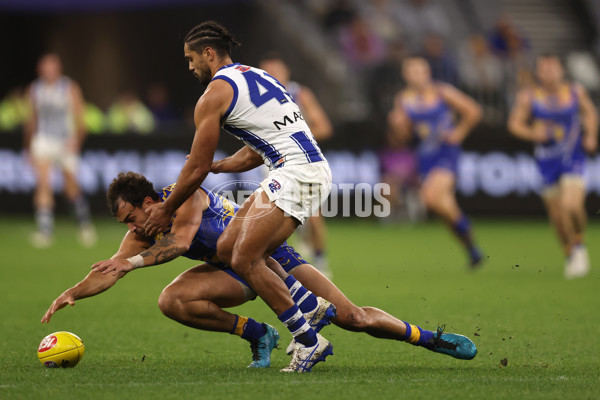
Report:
470,104,483,124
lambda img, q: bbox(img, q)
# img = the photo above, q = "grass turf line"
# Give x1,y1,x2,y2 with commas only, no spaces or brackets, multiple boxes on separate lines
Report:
0,216,598,399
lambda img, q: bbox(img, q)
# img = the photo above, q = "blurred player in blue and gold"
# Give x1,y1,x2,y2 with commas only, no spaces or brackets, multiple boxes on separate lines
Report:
508,54,598,279
388,56,483,268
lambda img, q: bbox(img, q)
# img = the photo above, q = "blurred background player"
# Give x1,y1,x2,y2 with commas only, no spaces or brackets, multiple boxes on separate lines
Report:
388,56,483,268
24,53,96,248
508,54,598,279
259,53,334,278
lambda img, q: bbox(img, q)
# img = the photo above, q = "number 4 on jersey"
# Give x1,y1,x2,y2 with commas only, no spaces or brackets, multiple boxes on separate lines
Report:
239,68,290,108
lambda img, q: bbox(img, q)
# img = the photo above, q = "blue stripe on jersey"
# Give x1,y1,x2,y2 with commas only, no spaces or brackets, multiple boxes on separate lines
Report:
223,124,282,166
212,76,239,121
290,131,324,163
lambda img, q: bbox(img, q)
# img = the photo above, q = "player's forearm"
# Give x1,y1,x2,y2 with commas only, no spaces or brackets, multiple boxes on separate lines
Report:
137,233,189,267
163,161,209,214
582,112,599,141
212,147,262,173
68,270,123,300
455,106,482,140
508,121,535,142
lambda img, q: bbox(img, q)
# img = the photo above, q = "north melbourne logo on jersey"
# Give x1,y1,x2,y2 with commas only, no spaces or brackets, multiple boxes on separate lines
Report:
268,179,282,193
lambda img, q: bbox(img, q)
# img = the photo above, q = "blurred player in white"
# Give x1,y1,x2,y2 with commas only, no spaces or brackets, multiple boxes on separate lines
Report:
24,53,96,248
259,53,334,278
508,54,598,278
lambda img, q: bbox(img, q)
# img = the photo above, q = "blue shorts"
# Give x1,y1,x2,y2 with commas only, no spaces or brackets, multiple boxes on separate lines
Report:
418,144,460,178
536,153,585,186
211,244,307,294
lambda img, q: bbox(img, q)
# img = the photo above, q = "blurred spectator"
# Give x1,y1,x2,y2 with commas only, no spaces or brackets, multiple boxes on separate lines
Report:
396,0,451,52
488,15,530,60
422,34,458,85
0,87,29,132
146,82,179,125
107,91,155,134
458,34,504,92
323,0,356,32
338,14,386,71
357,0,405,44
368,40,406,116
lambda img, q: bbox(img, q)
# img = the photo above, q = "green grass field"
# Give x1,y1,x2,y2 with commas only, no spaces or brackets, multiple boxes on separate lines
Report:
0,216,598,399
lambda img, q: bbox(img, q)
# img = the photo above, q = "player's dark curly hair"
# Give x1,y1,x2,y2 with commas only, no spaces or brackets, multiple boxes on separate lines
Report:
184,21,241,57
106,172,159,217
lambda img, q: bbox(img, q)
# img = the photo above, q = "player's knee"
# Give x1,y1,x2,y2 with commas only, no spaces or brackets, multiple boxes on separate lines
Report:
421,189,439,211
335,306,369,331
229,252,257,275
157,287,182,319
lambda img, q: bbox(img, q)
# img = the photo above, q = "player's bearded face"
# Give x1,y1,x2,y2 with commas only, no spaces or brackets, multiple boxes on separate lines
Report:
184,45,212,85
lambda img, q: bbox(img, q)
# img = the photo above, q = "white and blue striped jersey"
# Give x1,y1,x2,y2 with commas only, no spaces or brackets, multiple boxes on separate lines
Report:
30,77,75,140
212,63,325,170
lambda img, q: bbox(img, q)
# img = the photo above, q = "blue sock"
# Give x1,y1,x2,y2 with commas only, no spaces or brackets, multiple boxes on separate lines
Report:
284,275,318,314
453,215,471,238
278,305,317,347
400,321,434,346
240,317,266,340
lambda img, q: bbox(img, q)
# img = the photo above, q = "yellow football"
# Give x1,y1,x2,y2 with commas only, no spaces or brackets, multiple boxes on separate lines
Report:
37,331,85,368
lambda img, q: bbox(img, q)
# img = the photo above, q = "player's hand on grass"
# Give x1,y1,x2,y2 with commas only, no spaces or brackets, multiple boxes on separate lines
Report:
144,202,171,237
91,259,134,276
41,292,75,323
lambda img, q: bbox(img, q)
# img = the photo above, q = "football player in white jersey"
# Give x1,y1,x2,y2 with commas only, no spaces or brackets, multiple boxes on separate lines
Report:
259,53,334,279
128,21,332,372
24,53,96,248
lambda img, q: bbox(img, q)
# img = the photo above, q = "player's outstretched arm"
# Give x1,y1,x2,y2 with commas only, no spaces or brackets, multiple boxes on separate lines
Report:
144,80,232,237
211,144,263,174
95,191,207,276
439,83,482,144
575,83,599,153
41,231,150,323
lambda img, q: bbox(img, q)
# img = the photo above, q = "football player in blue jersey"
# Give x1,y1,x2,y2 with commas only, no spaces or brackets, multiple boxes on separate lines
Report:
508,54,598,278
41,172,477,370
388,57,484,268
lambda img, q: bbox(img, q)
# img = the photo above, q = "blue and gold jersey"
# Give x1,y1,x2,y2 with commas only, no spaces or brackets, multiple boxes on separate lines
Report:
150,184,238,265
530,84,583,160
400,85,454,154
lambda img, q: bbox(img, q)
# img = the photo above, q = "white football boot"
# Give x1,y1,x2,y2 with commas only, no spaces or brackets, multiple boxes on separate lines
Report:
280,333,333,373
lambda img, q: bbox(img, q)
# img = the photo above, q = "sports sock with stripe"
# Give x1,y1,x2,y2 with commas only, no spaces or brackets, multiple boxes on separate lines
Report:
400,321,434,347
284,275,318,314
230,315,266,340
278,305,318,347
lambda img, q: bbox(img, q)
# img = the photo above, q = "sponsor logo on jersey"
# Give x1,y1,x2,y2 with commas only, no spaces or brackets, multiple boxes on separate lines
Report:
273,156,286,168
268,179,281,193
38,335,58,352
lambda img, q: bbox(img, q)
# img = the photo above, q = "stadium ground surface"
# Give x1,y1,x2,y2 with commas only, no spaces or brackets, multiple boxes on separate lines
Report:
0,216,598,399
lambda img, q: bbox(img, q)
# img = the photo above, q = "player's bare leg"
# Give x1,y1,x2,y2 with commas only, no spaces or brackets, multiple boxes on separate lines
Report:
31,159,54,247
268,262,476,360
217,190,332,372
558,177,589,278
63,169,96,247
421,169,482,267
307,212,332,278
542,188,570,255
158,264,279,368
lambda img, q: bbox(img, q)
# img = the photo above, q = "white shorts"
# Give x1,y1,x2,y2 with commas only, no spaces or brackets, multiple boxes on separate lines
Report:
31,135,79,173
259,161,332,224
